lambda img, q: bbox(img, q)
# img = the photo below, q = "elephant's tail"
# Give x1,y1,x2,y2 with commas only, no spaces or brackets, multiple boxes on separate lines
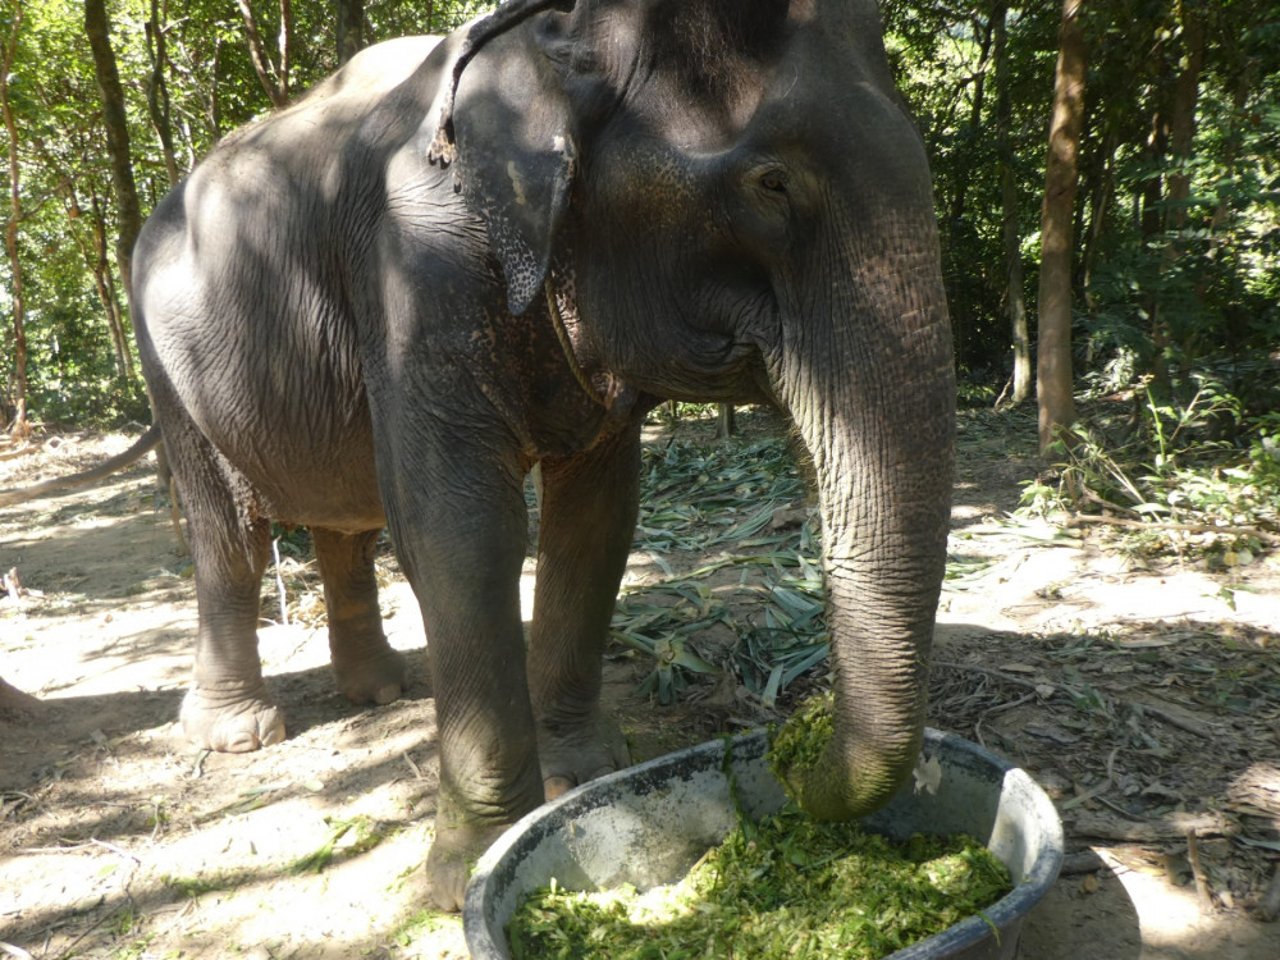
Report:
0,424,163,507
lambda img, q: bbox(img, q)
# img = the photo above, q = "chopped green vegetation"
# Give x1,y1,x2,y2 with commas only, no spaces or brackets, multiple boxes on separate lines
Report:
767,691,834,799
507,807,1011,960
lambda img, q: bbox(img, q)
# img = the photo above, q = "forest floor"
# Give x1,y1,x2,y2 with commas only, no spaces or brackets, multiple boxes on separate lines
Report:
1,408,1278,960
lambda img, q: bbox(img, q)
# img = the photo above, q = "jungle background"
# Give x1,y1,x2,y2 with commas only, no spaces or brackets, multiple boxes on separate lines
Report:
2,1,1279,959
2,0,1279,526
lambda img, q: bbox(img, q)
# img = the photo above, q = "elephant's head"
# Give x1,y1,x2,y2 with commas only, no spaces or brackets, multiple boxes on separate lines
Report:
447,0,955,820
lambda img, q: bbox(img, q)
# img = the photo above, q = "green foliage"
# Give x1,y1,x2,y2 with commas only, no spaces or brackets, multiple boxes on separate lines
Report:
287,815,388,874
1020,385,1280,560
0,0,1275,568
507,811,1011,960
767,691,833,797
613,432,829,707
2,0,497,428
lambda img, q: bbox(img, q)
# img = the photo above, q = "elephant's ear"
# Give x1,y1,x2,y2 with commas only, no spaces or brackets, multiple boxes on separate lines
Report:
445,30,576,317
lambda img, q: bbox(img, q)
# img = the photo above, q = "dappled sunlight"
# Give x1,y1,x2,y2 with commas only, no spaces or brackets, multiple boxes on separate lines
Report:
4,415,1279,957
1,687,451,957
1093,846,1278,957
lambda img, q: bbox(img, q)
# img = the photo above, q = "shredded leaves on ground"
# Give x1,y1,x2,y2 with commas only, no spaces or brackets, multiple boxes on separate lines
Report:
506,807,1011,960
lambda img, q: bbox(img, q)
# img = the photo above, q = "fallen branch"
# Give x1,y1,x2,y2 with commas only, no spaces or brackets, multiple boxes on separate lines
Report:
1072,810,1239,842
1066,512,1279,546
934,661,1049,694
1058,850,1107,875
1061,747,1119,811
1131,699,1216,739
0,440,41,461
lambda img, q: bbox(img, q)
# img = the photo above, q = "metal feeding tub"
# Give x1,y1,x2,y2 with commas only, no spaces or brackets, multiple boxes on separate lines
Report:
464,728,1063,959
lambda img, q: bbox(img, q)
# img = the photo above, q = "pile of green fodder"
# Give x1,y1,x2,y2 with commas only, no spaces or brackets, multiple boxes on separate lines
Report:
767,690,835,799
506,695,1012,960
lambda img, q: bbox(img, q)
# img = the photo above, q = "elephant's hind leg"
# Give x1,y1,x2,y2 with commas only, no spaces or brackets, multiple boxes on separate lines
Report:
170,431,284,752
312,527,406,705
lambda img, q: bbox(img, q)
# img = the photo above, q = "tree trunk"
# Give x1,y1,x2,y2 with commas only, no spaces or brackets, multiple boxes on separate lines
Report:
1036,0,1086,454
277,0,292,101
992,0,1030,406
89,192,134,380
1166,2,1205,234
1080,121,1118,312
85,0,144,293
715,403,735,440
336,0,364,65
86,0,167,486
235,0,291,108
146,0,180,185
1,3,28,439
947,13,994,230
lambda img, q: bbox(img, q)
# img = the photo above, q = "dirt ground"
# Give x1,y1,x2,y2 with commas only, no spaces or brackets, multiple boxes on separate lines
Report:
1,412,1278,959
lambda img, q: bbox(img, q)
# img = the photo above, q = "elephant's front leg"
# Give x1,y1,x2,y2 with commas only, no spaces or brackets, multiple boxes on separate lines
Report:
387,446,544,912
528,422,642,798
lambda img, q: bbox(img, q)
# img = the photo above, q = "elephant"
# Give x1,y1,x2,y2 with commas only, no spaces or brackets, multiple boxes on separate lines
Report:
129,0,955,911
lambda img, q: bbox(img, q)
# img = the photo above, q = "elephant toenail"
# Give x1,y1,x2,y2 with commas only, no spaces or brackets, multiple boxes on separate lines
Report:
544,775,575,800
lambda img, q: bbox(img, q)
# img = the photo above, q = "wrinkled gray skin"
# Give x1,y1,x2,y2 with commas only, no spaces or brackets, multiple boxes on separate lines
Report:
132,0,954,910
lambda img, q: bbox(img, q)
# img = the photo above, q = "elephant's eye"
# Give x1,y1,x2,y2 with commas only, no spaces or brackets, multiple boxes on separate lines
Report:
759,170,789,194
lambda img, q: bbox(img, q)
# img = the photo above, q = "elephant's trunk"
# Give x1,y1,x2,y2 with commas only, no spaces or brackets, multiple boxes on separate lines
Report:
771,208,955,821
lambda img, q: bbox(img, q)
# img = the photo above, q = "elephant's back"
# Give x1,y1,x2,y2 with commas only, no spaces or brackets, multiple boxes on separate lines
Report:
297,35,443,107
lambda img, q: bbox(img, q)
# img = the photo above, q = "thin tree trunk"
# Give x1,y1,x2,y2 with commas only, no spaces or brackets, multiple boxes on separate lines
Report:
86,0,167,486
1141,99,1172,393
1,3,28,439
146,0,180,185
336,0,365,64
210,36,224,136
85,0,144,292
1166,2,1205,234
235,0,290,107
992,0,1030,406
89,192,134,380
948,14,995,230
64,185,132,381
1036,0,1086,453
1081,121,1118,311
277,0,292,101
715,403,735,440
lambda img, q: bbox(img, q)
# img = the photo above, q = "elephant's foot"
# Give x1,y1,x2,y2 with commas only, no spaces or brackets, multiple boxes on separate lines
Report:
538,713,631,800
424,818,508,912
180,685,285,753
331,646,407,706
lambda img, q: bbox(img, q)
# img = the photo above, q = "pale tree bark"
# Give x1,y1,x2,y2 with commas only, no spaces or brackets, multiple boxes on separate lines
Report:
236,0,293,108
1,2,28,440
336,0,364,65
1036,0,1086,453
992,0,1030,406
